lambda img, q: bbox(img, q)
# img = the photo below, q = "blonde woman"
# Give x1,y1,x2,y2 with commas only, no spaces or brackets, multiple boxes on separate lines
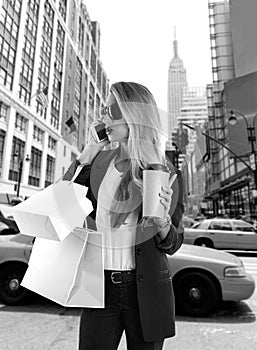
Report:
63,82,184,350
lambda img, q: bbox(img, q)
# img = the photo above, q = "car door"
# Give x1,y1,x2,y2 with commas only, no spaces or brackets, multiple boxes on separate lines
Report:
231,220,257,250
207,220,239,249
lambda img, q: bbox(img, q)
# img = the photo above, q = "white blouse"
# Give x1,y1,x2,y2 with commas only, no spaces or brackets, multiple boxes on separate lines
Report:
96,157,140,270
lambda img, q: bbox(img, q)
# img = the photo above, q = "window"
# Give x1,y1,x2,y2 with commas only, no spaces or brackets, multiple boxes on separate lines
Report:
19,85,31,104
33,125,44,143
48,136,57,151
50,113,59,129
45,155,55,187
28,0,39,16
0,129,6,176
28,146,42,187
232,221,255,232
0,102,8,121
26,16,37,37
8,136,25,181
209,220,232,231
15,113,27,133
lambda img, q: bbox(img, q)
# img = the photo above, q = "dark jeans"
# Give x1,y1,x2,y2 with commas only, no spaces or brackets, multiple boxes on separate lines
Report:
79,270,164,350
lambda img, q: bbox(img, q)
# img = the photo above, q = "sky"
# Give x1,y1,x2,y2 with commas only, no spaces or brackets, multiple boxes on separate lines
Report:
83,0,213,111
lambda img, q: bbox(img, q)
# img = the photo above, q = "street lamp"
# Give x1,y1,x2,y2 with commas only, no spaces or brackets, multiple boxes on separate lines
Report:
228,110,257,190
13,153,30,198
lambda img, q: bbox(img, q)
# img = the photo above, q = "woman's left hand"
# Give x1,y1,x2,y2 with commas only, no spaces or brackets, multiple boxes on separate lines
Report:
159,174,177,218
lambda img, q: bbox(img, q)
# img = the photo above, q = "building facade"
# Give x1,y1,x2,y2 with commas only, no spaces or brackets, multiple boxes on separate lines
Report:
179,86,208,129
206,0,257,218
0,0,108,201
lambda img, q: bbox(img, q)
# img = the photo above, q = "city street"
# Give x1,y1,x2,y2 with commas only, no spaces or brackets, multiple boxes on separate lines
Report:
0,256,256,350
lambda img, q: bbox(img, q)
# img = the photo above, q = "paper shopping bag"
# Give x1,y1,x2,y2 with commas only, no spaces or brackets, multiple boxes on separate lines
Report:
1,181,93,241
21,228,104,308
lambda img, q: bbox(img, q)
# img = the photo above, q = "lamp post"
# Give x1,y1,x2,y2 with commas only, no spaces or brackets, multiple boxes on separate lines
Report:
228,110,257,190
14,153,30,198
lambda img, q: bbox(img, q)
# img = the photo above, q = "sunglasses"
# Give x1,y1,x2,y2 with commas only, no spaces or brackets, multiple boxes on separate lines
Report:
101,103,123,120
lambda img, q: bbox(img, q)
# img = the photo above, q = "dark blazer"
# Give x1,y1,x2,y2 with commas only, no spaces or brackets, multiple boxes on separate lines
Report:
63,147,184,342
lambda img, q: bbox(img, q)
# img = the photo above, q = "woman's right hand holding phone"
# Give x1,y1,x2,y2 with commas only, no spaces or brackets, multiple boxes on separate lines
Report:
77,120,110,165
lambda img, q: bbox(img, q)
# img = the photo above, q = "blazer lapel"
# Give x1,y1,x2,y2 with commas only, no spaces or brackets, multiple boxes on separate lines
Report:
89,147,120,201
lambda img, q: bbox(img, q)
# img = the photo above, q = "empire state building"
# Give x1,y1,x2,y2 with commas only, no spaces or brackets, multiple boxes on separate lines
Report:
167,29,188,138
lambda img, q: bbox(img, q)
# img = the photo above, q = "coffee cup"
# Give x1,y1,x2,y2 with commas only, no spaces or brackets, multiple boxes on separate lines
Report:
142,166,170,218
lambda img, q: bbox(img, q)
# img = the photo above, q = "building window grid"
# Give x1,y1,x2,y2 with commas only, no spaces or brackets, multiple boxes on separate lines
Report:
102,73,107,100
28,146,42,187
15,113,27,133
0,102,8,121
37,37,51,114
45,155,55,187
36,101,47,119
44,0,54,21
78,18,84,54
84,34,90,67
28,0,39,17
23,37,36,63
26,15,37,38
0,129,5,175
41,38,51,59
90,48,96,80
9,136,25,181
48,136,57,151
58,0,67,21
33,125,44,143
19,59,33,103
97,62,102,90
50,113,59,129
0,2,21,90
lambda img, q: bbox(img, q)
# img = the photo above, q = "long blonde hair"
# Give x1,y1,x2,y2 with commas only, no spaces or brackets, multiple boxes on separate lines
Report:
109,82,167,227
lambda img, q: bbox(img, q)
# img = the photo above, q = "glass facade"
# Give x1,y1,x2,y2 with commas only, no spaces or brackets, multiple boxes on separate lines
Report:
36,0,54,118
0,0,22,89
19,0,39,104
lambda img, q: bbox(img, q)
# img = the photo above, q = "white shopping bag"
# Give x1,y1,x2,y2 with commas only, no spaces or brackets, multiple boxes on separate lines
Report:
21,228,104,308
1,180,93,241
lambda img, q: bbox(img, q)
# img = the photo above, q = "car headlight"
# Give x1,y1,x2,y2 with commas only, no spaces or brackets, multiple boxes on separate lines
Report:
224,266,246,277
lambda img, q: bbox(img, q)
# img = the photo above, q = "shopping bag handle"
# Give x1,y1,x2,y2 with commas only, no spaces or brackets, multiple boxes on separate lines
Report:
69,164,84,184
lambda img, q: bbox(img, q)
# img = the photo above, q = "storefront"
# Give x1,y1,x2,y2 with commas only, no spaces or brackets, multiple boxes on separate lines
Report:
205,177,254,218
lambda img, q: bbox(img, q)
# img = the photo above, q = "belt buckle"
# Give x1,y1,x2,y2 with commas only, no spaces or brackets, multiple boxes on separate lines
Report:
111,272,122,284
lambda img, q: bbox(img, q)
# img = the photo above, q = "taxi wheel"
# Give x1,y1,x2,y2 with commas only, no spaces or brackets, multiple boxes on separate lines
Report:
0,263,30,305
174,271,219,316
194,238,214,248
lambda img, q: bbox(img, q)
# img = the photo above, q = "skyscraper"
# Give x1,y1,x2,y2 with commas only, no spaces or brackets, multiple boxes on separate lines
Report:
167,28,188,137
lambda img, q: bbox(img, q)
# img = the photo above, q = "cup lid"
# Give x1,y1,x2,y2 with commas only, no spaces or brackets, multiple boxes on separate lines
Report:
144,163,169,172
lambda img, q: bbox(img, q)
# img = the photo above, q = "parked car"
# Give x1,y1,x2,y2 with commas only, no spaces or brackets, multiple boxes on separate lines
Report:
184,218,257,251
0,204,19,235
0,234,255,316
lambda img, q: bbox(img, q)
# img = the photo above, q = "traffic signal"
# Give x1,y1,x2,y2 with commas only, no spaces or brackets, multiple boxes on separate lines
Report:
172,128,188,154
180,129,189,153
171,129,179,148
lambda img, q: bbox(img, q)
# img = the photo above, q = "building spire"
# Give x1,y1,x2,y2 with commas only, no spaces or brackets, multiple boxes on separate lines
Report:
173,26,178,57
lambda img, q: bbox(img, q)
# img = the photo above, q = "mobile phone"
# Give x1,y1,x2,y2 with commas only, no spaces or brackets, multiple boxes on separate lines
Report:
92,122,108,143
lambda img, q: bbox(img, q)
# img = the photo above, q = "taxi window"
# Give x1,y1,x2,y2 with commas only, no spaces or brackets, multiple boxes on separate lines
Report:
232,220,255,232
192,221,209,230
209,220,232,231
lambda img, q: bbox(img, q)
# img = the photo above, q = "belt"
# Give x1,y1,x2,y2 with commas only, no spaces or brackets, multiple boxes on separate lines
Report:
105,270,136,284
